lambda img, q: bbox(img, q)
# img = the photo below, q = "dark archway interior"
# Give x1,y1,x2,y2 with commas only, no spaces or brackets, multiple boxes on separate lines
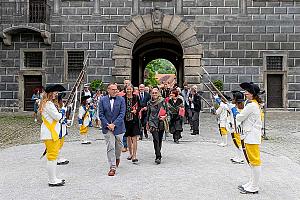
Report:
132,31,183,87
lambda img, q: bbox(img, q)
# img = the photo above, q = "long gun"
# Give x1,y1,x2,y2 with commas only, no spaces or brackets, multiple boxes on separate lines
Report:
65,53,89,120
201,66,229,103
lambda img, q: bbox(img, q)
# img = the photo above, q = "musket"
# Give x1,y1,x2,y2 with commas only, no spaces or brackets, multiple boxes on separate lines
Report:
201,66,229,103
65,53,89,120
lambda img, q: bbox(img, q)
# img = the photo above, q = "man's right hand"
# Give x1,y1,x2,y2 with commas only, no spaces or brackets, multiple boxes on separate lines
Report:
146,122,149,131
107,123,115,131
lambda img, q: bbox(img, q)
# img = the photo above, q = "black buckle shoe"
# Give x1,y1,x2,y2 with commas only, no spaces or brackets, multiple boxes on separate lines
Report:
237,185,244,191
240,188,258,194
48,181,65,187
57,160,69,165
155,159,161,164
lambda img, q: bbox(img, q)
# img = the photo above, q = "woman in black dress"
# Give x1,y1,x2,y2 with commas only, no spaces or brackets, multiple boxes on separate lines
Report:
168,89,184,143
124,85,141,163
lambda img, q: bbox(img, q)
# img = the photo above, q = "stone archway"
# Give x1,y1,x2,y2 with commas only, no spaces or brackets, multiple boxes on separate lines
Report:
112,9,203,86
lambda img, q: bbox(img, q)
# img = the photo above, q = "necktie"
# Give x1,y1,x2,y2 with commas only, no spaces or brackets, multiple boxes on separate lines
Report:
141,93,144,101
110,96,116,100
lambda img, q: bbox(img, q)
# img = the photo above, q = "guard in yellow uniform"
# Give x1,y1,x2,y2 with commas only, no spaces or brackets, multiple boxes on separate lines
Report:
229,91,245,164
78,95,92,144
214,94,231,147
56,92,69,165
39,84,66,187
231,82,263,194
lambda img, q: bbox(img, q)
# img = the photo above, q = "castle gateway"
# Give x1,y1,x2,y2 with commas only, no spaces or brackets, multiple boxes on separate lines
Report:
0,0,300,111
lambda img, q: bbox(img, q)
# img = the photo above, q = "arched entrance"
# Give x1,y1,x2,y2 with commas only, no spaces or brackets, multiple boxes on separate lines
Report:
112,8,203,87
132,31,183,86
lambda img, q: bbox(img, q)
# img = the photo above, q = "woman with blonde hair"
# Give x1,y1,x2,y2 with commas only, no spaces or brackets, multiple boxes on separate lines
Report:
39,84,66,187
123,85,141,163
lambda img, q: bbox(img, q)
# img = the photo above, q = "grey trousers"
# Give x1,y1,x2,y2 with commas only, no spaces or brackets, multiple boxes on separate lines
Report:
104,131,124,169
191,110,200,132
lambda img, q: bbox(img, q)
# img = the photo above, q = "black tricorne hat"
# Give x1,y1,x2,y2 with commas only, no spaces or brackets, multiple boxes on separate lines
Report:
58,92,66,101
81,95,91,102
222,94,232,101
232,91,244,103
45,84,66,93
240,82,262,96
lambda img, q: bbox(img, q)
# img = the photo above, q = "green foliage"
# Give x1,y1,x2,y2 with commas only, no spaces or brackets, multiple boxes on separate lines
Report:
144,58,176,87
90,79,104,91
144,69,159,87
213,80,223,91
146,58,176,74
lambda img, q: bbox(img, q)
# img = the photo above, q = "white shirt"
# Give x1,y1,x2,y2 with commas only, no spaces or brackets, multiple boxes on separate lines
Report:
190,95,194,109
109,96,115,111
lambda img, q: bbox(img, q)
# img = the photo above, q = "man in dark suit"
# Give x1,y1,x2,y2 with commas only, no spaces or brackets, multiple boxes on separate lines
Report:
99,83,126,176
160,82,170,98
139,84,151,139
189,85,202,135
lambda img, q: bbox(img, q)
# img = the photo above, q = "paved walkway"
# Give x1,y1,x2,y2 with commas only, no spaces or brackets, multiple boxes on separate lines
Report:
1,129,300,200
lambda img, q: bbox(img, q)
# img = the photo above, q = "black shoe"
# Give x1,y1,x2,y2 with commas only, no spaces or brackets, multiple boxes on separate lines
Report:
191,133,197,135
240,188,258,194
57,160,69,165
174,140,179,144
155,158,161,164
48,181,65,187
132,159,138,163
237,185,244,191
232,160,245,164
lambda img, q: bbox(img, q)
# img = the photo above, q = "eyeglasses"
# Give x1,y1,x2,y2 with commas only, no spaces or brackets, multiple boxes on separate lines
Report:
152,92,158,94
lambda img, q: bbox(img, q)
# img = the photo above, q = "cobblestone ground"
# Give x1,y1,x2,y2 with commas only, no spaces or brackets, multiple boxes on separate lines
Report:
1,111,299,164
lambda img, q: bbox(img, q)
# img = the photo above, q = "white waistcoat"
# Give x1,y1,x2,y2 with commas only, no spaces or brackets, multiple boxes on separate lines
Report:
78,106,91,127
216,102,229,128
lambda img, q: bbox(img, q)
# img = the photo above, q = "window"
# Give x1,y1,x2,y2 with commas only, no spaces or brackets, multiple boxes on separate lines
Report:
24,52,43,68
266,56,283,71
21,49,45,69
67,51,84,80
29,0,48,23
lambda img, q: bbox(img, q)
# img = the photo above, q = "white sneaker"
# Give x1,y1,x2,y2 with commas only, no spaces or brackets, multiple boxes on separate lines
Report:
34,118,37,122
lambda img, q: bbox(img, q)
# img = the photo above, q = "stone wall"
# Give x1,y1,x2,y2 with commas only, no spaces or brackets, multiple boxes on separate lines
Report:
0,0,300,111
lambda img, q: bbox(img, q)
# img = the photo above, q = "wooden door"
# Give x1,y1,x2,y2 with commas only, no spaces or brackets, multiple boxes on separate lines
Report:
24,75,42,111
267,74,283,108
